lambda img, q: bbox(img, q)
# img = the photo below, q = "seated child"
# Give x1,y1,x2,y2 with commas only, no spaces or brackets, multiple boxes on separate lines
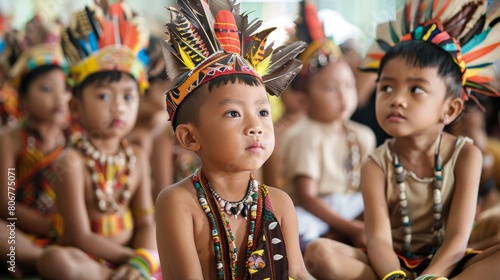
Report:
0,15,22,128
304,1,500,279
155,0,309,278
261,86,306,189
35,2,160,279
0,15,70,277
281,0,376,249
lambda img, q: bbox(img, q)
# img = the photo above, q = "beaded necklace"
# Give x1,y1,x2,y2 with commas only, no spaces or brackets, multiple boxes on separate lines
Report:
72,135,136,213
345,125,361,192
392,132,444,256
192,169,259,280
210,181,253,219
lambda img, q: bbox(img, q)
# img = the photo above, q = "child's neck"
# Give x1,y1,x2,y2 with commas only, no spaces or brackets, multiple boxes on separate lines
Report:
315,117,346,133
25,119,65,148
393,132,442,173
87,135,122,155
201,167,253,202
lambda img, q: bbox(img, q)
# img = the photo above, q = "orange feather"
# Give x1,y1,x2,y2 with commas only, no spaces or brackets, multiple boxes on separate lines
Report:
462,42,500,62
214,10,240,54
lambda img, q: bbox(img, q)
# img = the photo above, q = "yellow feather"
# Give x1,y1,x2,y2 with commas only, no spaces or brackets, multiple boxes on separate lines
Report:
254,54,272,77
178,43,196,70
464,67,483,79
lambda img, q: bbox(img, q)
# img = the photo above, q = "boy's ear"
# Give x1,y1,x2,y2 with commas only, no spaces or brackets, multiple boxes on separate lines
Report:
175,123,200,152
68,97,83,121
443,97,464,125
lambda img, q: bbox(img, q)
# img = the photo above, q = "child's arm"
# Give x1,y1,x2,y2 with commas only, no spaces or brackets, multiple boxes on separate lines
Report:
421,143,482,276
54,149,134,264
0,129,51,236
294,176,365,246
129,146,156,250
156,182,203,279
362,159,401,279
268,187,310,280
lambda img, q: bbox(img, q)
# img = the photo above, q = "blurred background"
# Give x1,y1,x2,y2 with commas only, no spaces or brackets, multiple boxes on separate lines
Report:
0,0,406,55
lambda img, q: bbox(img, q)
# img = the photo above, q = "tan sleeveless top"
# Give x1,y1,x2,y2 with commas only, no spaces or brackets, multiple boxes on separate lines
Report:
370,136,472,255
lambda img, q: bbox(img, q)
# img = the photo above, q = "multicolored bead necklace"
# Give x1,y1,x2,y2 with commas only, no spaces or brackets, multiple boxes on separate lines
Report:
392,132,444,256
192,169,259,280
72,135,136,213
345,125,361,192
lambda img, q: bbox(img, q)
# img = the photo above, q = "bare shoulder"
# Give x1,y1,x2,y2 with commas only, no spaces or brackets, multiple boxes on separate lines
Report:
455,140,482,171
265,186,295,220
0,126,22,154
53,147,85,174
155,176,199,212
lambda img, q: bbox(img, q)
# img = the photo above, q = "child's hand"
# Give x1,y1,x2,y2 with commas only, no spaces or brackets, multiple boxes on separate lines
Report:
110,264,144,280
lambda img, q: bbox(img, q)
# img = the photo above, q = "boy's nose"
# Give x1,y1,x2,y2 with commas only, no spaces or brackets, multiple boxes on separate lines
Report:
245,117,263,136
390,93,407,108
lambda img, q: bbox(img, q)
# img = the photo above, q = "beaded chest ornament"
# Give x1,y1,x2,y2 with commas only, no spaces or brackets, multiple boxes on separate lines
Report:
393,132,444,256
193,169,260,280
72,135,136,213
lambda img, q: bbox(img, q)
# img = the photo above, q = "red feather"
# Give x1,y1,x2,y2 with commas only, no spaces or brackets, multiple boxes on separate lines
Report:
214,10,240,54
99,20,116,48
304,2,324,42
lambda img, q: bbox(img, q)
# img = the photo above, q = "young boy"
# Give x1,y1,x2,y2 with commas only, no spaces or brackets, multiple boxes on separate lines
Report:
35,2,159,279
281,0,375,249
304,1,500,279
0,15,70,277
155,0,309,279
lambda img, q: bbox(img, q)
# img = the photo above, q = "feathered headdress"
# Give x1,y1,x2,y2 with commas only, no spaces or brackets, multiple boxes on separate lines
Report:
61,0,150,93
362,0,500,102
163,0,307,125
291,0,341,91
8,14,68,89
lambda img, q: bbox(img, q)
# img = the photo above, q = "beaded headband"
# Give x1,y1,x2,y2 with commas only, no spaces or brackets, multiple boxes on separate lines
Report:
8,15,68,89
61,1,149,93
291,0,341,91
163,0,307,125
362,0,500,101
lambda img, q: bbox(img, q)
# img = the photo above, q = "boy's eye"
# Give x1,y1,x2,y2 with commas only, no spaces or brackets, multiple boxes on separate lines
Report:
380,85,393,93
40,85,52,92
124,94,134,102
259,109,270,117
224,111,240,118
411,86,425,94
98,94,110,101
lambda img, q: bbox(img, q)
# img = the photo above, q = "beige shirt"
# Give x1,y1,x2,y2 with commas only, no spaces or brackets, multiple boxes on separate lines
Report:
281,116,375,202
370,136,472,254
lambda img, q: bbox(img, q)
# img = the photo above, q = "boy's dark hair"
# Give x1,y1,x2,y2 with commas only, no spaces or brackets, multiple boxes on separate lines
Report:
73,71,138,98
174,74,263,129
377,40,463,99
19,65,65,97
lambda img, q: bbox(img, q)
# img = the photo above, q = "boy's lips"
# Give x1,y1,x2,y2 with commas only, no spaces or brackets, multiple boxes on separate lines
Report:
387,111,406,121
246,142,264,152
110,119,125,128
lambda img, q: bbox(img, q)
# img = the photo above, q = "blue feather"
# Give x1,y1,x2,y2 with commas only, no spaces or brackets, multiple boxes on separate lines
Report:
462,29,491,54
87,33,99,52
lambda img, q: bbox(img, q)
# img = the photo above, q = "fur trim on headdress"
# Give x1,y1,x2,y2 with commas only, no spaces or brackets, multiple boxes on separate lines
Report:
61,0,150,93
362,0,500,101
291,0,341,91
163,0,307,124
